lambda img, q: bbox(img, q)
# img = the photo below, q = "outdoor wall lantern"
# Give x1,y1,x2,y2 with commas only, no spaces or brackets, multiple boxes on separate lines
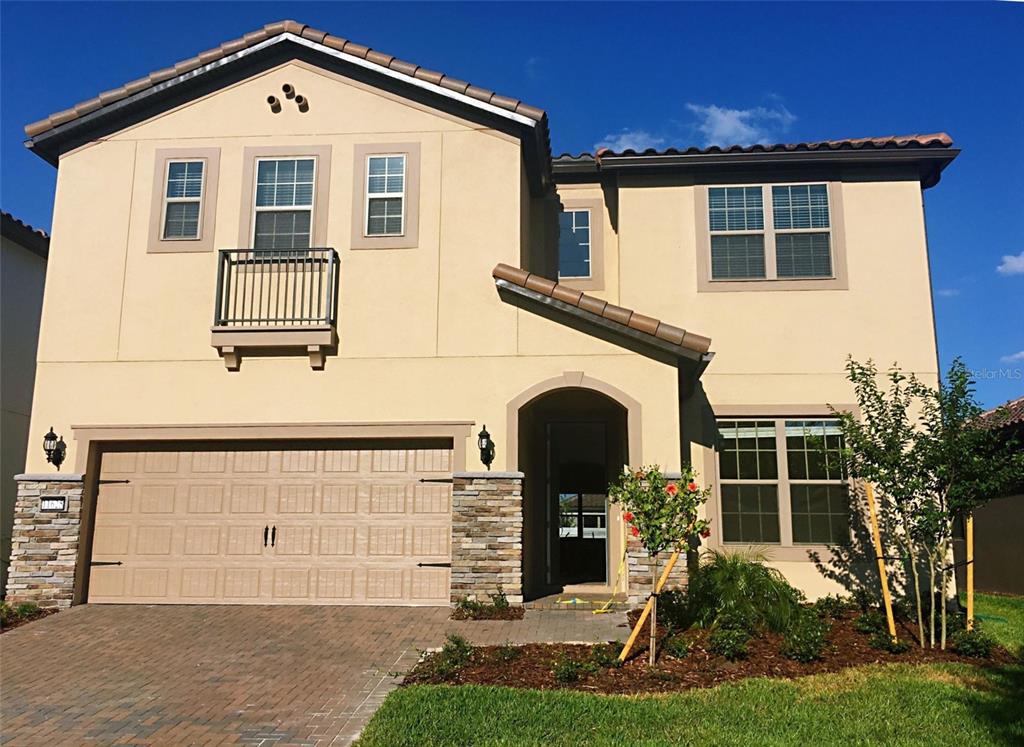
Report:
478,425,495,470
43,427,66,470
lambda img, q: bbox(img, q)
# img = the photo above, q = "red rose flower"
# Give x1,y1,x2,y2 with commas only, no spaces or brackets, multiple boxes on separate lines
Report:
631,526,640,537
623,511,634,523
665,483,679,496
688,482,698,492
700,527,711,539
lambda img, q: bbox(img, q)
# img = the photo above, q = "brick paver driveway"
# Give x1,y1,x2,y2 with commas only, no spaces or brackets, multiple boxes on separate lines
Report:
1,604,626,745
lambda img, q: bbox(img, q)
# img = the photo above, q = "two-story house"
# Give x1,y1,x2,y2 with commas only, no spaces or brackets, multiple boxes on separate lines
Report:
5,20,957,610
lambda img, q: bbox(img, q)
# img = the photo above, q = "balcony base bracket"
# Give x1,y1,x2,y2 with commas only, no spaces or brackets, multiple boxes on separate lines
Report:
211,325,338,371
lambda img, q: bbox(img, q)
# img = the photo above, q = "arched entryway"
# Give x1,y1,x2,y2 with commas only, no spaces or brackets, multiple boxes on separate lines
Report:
516,386,630,600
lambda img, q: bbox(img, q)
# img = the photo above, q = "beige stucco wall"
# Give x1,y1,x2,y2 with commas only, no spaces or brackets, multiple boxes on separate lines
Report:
27,58,940,600
2,236,48,593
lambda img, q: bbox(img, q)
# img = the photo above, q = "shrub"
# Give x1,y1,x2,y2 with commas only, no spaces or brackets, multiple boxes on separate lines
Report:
709,626,750,660
664,635,691,660
0,603,13,626
853,610,885,634
851,586,877,613
494,643,521,663
869,631,910,653
950,629,996,658
813,594,852,620
553,656,586,683
489,589,510,611
686,550,804,634
455,597,483,614
15,602,40,619
589,643,621,669
429,634,474,679
781,610,831,662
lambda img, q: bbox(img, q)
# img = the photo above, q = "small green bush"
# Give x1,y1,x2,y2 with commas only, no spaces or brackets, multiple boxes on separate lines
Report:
664,635,691,660
0,603,13,626
853,610,884,633
553,656,585,683
494,643,521,663
429,634,474,679
455,596,483,614
589,643,621,669
813,594,852,620
869,631,910,653
781,611,831,662
15,602,40,618
709,626,750,660
851,586,876,612
489,589,510,610
950,629,996,658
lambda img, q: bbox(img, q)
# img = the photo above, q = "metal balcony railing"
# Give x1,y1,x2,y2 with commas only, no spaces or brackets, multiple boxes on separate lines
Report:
214,248,339,327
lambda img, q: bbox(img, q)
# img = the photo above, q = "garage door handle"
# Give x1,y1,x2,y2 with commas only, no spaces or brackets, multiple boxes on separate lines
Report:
271,526,277,547
263,525,269,547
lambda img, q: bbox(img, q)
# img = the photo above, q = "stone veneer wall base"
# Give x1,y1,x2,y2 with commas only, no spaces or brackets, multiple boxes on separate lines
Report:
451,471,523,605
5,475,85,609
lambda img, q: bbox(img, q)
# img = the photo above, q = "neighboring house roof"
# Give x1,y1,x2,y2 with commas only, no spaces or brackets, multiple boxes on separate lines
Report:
22,20,552,192
492,263,713,375
982,396,1024,430
553,132,959,188
1,210,50,259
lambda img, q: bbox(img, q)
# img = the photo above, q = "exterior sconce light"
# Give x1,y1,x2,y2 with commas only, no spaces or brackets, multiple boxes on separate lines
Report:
43,427,66,470
478,425,495,470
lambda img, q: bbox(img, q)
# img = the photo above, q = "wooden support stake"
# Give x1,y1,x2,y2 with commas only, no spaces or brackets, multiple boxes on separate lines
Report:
865,482,898,643
618,549,681,662
966,512,974,631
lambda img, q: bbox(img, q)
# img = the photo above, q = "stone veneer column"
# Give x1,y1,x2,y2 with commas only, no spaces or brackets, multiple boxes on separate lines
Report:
625,536,689,605
5,474,85,609
451,471,523,604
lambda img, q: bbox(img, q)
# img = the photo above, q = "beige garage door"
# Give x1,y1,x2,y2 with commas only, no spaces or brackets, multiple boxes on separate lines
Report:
88,443,453,605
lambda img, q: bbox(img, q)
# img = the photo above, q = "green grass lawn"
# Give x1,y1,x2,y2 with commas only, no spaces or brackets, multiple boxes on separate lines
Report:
356,595,1024,746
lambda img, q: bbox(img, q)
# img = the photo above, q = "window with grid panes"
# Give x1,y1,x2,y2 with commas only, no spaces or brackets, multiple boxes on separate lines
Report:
716,420,780,542
365,155,406,236
785,420,849,544
253,158,315,251
162,161,205,239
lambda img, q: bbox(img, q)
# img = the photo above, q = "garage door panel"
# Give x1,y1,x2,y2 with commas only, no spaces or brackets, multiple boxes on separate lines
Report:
91,443,452,605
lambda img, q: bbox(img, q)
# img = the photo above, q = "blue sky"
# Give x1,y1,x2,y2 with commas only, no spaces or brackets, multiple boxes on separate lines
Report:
2,2,1021,406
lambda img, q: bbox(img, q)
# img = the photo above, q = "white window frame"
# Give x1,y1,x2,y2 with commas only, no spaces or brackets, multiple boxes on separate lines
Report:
250,156,318,249
558,208,592,280
364,153,406,238
708,182,835,282
160,159,206,241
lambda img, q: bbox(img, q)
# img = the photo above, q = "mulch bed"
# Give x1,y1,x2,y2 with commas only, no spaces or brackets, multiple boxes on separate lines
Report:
407,610,1019,694
0,607,58,634
451,606,526,621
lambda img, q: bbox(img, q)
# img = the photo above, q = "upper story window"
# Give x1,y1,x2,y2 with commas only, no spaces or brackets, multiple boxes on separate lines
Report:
365,155,406,236
716,418,849,546
162,161,205,240
253,158,315,251
704,183,841,287
558,208,591,279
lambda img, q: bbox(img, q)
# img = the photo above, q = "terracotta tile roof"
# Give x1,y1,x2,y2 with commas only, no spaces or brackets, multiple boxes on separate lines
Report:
1,210,50,258
982,396,1024,429
24,19,548,138
492,263,711,355
554,133,954,162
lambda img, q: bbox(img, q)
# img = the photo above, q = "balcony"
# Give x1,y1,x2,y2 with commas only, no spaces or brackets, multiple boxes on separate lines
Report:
211,248,340,370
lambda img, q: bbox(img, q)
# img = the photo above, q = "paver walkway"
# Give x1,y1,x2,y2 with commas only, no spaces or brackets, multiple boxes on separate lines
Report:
1,604,627,745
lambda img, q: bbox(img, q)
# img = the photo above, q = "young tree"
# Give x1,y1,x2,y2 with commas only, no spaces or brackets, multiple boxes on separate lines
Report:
609,466,711,664
835,357,1024,648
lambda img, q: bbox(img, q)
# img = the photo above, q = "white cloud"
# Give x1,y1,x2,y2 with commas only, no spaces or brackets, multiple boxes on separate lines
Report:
1001,351,1024,364
936,288,960,297
996,251,1024,276
685,103,797,147
595,129,667,153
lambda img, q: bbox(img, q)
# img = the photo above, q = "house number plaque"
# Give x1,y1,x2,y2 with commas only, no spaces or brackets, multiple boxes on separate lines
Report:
40,496,68,512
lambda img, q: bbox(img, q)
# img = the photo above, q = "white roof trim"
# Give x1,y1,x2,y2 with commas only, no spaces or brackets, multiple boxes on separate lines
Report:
280,33,537,127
